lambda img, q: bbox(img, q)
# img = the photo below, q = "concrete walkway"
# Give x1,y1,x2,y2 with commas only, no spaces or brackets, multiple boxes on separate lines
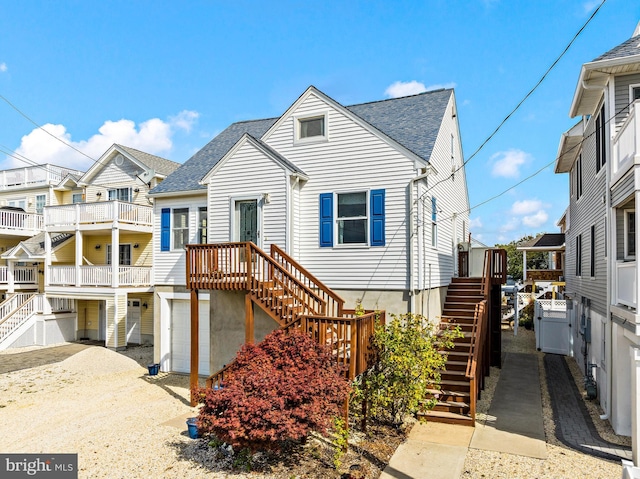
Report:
381,350,630,478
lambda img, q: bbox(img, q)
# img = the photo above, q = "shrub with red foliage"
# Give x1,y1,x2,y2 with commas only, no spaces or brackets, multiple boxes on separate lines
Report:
196,329,351,452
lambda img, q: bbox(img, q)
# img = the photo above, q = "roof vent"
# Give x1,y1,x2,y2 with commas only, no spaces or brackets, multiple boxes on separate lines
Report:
115,154,124,166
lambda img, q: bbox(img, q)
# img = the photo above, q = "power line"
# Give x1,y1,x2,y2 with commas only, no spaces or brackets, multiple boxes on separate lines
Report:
419,0,607,203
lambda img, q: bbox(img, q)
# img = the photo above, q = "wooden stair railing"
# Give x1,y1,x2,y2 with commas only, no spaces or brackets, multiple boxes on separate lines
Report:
270,244,345,317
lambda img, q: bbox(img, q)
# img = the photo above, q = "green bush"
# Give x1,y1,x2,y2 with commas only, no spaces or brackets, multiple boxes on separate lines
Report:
354,313,462,427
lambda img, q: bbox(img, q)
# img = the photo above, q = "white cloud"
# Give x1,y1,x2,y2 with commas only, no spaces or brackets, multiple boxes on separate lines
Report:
469,217,483,229
583,0,600,13
522,210,549,228
384,80,457,98
510,199,543,216
4,112,199,170
490,149,530,178
0,63,7,72
500,217,519,233
385,81,427,98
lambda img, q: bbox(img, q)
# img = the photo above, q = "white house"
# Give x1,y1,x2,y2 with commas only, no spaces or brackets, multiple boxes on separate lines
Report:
555,22,640,467
150,85,471,378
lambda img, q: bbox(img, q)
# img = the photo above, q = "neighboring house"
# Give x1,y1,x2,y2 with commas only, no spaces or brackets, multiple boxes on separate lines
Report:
0,144,180,350
516,233,565,282
150,85,470,376
554,23,640,454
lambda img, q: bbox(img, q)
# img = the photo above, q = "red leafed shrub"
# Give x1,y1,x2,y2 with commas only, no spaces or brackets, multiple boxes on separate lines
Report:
196,329,351,452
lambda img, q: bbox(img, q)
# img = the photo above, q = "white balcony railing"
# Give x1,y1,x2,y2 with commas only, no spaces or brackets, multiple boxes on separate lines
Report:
616,261,637,309
0,210,44,232
612,100,640,183
34,294,75,314
0,266,38,285
44,201,153,228
0,165,84,191
48,265,152,287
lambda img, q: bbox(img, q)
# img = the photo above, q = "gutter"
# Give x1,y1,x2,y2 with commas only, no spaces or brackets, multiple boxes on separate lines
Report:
409,165,437,313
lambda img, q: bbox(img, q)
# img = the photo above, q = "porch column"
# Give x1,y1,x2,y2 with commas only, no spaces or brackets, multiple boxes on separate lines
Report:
636,191,640,308
75,229,83,287
523,250,527,280
631,346,640,465
7,260,14,294
190,288,199,406
44,232,51,287
111,223,119,288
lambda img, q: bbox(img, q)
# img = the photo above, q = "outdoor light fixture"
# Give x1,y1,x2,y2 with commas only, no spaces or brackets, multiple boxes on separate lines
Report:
262,193,271,204
96,192,102,197
134,188,140,193
133,243,139,249
142,302,148,309
95,244,101,250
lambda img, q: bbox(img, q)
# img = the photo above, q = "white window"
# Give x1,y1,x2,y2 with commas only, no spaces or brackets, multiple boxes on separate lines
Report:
7,198,26,210
295,112,328,144
198,207,207,244
106,244,131,266
35,194,46,214
72,192,84,204
625,209,636,260
630,84,640,102
337,192,367,245
173,208,189,249
108,187,131,203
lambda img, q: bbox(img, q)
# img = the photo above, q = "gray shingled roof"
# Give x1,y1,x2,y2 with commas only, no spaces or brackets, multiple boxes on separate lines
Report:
116,145,181,176
347,88,452,163
150,88,452,195
2,232,73,258
150,119,277,195
592,35,640,62
518,233,565,249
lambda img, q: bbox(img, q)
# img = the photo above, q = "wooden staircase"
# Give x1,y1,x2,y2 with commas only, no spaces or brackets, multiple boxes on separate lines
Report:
185,242,383,395
421,249,507,426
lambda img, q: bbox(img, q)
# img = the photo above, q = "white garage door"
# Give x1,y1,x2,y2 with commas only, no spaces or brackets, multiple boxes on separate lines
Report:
171,299,210,376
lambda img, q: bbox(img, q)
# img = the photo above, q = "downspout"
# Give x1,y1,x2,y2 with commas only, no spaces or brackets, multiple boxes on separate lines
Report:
604,79,614,421
409,167,436,313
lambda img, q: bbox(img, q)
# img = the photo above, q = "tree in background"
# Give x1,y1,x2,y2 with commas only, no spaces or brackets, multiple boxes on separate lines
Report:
495,234,548,281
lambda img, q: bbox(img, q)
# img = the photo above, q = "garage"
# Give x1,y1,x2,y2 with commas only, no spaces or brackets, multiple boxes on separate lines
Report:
170,299,210,376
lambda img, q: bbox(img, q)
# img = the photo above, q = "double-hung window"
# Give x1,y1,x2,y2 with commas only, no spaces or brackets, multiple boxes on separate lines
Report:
173,208,189,250
337,192,367,245
198,207,208,244
595,105,606,173
319,190,385,247
576,234,582,276
575,155,583,200
590,224,595,278
108,187,131,203
625,210,636,260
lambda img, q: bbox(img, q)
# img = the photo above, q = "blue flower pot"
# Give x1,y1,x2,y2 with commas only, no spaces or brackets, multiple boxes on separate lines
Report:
186,418,199,439
147,363,159,376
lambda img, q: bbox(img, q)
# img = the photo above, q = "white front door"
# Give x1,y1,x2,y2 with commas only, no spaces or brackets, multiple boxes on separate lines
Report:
126,299,141,344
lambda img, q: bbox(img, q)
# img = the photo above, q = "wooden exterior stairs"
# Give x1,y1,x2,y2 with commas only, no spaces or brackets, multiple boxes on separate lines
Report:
186,242,383,404
422,250,507,426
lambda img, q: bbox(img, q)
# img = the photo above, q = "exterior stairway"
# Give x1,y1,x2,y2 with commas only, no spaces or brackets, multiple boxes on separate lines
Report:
185,242,381,392
421,277,484,426
0,293,37,350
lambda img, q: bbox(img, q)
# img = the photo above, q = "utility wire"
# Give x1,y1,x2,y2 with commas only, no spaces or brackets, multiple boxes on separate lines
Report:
419,0,607,203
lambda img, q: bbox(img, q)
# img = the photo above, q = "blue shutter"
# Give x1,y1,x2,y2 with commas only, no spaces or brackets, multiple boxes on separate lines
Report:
319,193,333,247
161,208,170,251
370,189,385,246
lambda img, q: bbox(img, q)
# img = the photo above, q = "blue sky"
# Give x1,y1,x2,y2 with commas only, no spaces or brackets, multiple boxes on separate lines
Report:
0,0,638,246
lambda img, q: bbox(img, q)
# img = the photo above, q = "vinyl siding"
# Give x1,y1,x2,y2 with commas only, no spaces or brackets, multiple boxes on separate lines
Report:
51,239,76,264
83,233,152,266
0,186,53,214
207,140,288,250
611,170,635,207
264,91,429,290
153,195,208,285
565,107,608,315
86,156,151,206
614,73,640,131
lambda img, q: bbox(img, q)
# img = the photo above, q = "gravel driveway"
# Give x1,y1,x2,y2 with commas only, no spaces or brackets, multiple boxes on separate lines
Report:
0,345,230,479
